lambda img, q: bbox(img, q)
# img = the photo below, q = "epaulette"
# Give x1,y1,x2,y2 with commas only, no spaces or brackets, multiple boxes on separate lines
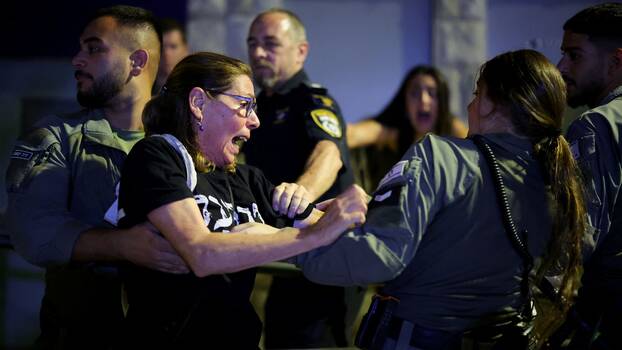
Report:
31,110,90,132
302,81,328,93
62,109,90,121
22,127,57,147
302,81,335,109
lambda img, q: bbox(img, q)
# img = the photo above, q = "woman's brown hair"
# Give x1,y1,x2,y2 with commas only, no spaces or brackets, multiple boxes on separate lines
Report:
479,49,587,343
143,51,252,172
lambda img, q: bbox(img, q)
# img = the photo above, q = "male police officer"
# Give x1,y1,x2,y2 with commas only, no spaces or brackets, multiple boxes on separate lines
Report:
245,8,355,348
555,3,622,348
153,18,189,94
5,6,187,349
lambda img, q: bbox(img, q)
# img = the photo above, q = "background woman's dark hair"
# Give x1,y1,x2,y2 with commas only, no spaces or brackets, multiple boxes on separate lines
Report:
479,49,586,342
376,65,453,154
142,51,252,172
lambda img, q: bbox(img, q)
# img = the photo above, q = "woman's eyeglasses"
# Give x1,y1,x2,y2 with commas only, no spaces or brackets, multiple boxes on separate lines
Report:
205,89,257,118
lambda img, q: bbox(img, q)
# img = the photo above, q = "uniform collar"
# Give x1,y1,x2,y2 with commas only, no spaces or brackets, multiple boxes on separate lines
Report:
600,85,622,106
271,69,309,95
82,109,137,153
479,133,534,164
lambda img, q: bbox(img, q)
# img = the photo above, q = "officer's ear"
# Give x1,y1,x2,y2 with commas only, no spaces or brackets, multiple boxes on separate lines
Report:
129,49,149,77
296,41,309,65
607,47,622,76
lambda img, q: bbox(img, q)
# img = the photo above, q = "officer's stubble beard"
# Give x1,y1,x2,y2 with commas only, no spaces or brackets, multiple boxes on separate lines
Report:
566,75,608,109
563,56,609,109
253,72,278,93
77,64,127,109
251,60,281,93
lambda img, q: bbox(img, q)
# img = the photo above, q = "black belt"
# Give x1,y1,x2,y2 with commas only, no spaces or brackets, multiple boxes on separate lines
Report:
386,317,460,349
386,316,529,350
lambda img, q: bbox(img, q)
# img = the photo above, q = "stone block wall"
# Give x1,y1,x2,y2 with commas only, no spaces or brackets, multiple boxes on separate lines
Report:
433,0,486,122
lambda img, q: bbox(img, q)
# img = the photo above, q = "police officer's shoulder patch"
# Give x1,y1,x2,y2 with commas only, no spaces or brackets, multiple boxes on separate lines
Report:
310,109,342,138
6,127,60,193
377,160,408,190
11,149,34,161
370,161,408,205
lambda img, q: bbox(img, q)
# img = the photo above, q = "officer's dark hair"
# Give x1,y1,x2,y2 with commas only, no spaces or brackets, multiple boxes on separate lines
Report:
478,49,586,343
87,5,162,78
564,2,622,50
89,5,163,48
160,18,187,44
143,52,252,172
376,65,453,155
253,8,307,43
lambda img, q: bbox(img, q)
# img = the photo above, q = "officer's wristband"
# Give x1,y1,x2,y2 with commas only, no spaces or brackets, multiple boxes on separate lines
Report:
293,203,316,221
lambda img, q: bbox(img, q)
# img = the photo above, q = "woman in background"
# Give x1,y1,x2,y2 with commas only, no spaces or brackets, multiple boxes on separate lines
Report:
347,66,468,190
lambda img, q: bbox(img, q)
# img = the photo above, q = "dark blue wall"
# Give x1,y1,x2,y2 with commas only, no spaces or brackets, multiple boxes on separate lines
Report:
2,1,186,58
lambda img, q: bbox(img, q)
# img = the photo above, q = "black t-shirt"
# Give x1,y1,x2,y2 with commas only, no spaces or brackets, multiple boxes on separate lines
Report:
243,70,354,201
117,136,290,347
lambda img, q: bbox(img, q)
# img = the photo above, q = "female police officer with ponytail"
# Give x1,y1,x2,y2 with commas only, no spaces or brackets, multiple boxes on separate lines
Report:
241,49,587,349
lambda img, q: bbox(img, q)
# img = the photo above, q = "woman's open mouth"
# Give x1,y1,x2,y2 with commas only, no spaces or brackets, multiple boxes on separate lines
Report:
232,136,248,149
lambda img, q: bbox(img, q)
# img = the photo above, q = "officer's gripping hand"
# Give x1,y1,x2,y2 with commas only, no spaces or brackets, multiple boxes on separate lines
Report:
121,222,190,274
272,182,313,219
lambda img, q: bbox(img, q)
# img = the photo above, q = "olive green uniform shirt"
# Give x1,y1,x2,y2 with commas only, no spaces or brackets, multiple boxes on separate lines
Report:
296,134,553,331
5,109,143,346
567,85,622,291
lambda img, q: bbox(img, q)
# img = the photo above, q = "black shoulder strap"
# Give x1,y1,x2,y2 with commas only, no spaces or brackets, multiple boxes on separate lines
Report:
472,135,534,303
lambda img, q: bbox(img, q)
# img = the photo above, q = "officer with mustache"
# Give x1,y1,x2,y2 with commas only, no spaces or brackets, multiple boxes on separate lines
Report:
244,8,355,349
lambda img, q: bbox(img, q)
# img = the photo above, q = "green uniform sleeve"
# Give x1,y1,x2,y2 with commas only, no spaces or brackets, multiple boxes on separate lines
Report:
295,148,438,286
294,135,475,286
6,126,92,267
